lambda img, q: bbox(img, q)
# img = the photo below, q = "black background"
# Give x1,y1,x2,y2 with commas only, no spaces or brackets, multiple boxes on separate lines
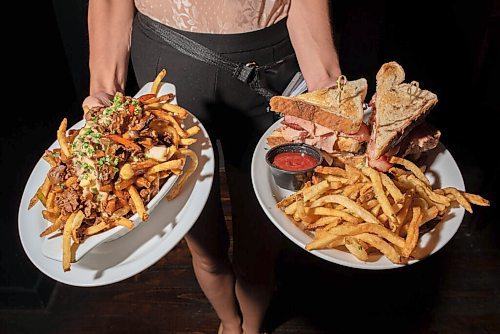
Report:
1,1,499,333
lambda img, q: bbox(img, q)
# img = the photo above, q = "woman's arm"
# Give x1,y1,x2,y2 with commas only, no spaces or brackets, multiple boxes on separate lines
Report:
85,0,135,106
287,0,341,91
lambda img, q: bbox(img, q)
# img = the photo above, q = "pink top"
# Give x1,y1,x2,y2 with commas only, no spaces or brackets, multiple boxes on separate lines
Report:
135,0,290,34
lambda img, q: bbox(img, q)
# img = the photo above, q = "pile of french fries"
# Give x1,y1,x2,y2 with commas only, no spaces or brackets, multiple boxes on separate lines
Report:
29,70,199,271
278,156,489,264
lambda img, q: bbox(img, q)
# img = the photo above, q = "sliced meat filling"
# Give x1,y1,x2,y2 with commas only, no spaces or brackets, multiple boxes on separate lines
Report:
281,115,367,154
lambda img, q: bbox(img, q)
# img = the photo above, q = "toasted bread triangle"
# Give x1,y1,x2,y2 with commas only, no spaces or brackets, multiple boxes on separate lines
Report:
270,78,367,134
369,62,438,159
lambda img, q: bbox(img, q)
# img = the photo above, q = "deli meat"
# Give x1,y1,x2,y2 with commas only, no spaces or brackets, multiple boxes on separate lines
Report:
282,126,309,142
282,115,339,153
400,123,441,159
47,165,66,185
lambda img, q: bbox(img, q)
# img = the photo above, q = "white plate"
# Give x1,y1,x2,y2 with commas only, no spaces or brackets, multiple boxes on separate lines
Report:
18,83,215,286
252,118,466,270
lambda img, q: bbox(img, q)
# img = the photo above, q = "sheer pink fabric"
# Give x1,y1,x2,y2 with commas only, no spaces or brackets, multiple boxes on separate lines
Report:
135,0,290,33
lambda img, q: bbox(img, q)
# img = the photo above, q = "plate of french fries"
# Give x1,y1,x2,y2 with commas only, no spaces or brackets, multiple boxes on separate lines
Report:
252,120,490,269
18,72,215,285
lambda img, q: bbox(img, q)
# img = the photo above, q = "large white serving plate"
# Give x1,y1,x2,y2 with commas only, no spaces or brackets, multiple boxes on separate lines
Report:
252,118,465,270
18,83,215,286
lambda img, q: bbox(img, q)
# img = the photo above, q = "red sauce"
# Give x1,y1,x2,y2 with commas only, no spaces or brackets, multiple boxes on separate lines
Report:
272,152,318,171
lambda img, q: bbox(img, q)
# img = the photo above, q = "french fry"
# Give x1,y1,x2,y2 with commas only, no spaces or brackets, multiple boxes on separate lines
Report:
84,220,109,235
165,125,180,146
57,118,71,158
402,207,422,257
42,151,57,167
62,211,79,271
150,110,189,138
345,164,370,182
40,215,64,237
135,176,151,189
277,192,302,209
284,201,298,215
293,199,306,222
362,167,397,224
186,126,200,137
306,233,345,250
119,163,134,180
311,194,381,226
461,192,490,206
115,178,136,191
127,185,149,222
380,172,404,203
112,205,131,217
390,156,430,186
71,211,85,244
306,207,363,224
179,138,197,146
302,180,329,202
42,210,59,224
147,159,184,174
151,69,166,95
345,236,369,261
354,233,403,264
111,217,134,230
166,149,198,200
143,93,175,105
314,166,348,177
442,187,472,213
304,216,342,230
400,206,440,236
160,103,189,119
314,219,406,248
395,192,414,233
131,159,158,172
389,167,410,178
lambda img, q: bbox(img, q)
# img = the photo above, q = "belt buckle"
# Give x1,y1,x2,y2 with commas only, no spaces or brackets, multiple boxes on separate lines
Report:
245,62,258,69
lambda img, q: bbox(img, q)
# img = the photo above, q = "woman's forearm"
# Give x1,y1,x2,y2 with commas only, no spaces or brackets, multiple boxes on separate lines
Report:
88,0,135,96
287,0,341,91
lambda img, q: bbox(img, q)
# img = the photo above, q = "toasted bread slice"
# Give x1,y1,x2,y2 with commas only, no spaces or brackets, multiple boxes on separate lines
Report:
266,130,288,147
369,62,438,159
270,78,368,134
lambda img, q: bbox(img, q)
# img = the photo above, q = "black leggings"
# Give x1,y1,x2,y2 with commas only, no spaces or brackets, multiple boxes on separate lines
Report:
131,12,299,280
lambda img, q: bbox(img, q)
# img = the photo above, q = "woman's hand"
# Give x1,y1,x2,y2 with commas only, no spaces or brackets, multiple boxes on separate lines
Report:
82,91,114,109
86,0,135,110
287,0,342,92
306,70,342,91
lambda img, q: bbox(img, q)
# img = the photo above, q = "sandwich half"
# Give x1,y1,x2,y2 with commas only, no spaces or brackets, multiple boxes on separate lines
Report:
267,78,370,165
367,61,440,171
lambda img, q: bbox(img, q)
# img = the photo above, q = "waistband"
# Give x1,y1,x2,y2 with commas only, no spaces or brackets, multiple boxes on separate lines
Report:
136,11,290,54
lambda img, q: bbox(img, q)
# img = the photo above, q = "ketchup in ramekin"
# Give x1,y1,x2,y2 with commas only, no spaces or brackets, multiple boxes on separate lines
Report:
272,152,319,171
265,143,323,191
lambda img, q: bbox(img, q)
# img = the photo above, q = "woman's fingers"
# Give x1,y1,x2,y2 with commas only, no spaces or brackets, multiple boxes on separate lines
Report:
82,92,113,110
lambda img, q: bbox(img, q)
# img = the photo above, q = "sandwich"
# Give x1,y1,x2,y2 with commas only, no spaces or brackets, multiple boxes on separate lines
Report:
267,78,370,165
268,61,441,171
366,61,440,171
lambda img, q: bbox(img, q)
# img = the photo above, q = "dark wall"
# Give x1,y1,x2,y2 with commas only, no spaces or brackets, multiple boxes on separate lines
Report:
333,0,498,194
0,1,82,306
1,0,498,308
